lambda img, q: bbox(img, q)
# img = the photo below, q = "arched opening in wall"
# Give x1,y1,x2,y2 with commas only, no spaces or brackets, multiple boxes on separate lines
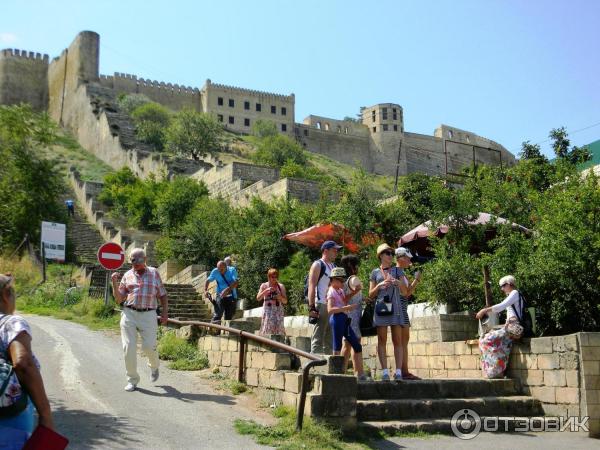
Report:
336,126,341,133
448,130,453,139
316,122,321,130
325,123,330,131
466,135,470,143
344,127,349,134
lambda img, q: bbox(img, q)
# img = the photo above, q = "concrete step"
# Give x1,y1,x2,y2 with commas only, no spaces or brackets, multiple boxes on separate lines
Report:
357,378,519,400
358,417,560,435
357,396,543,421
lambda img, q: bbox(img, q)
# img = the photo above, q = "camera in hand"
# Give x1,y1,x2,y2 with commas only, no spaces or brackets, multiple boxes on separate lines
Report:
383,295,391,303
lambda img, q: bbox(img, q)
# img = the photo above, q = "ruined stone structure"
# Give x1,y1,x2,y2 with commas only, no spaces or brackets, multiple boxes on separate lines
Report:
0,30,515,183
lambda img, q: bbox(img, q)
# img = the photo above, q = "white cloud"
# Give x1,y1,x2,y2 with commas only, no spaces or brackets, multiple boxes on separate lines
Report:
0,33,18,45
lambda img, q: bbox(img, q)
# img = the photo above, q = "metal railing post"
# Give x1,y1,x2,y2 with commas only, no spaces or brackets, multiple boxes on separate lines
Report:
238,335,246,382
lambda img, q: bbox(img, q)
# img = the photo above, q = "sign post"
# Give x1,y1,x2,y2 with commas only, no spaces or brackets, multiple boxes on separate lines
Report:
97,242,125,306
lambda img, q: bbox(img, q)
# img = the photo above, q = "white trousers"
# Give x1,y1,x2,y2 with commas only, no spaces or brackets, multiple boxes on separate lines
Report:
120,308,160,385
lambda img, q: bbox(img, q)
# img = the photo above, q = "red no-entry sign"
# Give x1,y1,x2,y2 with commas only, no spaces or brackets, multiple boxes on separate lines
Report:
97,242,125,270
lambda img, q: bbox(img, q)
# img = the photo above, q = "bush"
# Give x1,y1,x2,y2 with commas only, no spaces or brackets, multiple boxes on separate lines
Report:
252,135,307,168
131,103,171,151
165,109,222,160
251,119,278,138
117,93,151,115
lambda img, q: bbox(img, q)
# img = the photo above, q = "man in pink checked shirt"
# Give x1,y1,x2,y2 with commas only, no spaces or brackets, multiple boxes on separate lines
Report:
111,248,168,392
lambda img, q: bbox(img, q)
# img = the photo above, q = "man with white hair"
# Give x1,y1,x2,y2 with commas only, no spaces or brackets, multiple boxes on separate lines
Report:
111,248,168,392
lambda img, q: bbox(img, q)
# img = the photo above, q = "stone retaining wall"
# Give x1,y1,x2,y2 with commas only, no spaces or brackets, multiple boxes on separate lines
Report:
191,327,600,437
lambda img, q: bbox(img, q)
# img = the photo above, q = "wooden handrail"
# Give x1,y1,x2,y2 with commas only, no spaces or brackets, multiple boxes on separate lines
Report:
164,318,327,431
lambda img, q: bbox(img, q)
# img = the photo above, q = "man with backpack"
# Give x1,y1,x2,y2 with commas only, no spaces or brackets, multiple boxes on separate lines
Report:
205,260,239,323
306,241,341,354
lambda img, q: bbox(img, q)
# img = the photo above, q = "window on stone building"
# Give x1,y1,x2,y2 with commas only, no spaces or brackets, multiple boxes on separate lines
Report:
304,129,309,136
316,122,321,130
218,97,223,106
373,126,376,133
372,111,376,122
244,118,250,127
393,109,397,120
217,114,223,122
382,108,388,120
281,124,287,132
448,130,453,139
271,105,276,114
325,123,330,131
337,126,341,133
281,107,287,116
229,116,234,124
256,103,262,112
466,135,470,143
394,124,398,131
383,124,388,131
344,127,349,134
244,101,250,110
229,99,234,107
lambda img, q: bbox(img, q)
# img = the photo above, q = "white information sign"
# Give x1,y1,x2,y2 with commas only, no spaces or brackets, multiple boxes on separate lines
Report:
41,221,66,261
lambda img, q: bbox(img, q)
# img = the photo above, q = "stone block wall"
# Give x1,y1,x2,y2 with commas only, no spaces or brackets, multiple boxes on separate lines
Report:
166,264,208,285
410,314,478,343
0,49,48,110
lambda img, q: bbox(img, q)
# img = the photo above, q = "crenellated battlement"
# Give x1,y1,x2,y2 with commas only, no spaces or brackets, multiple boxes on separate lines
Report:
100,72,200,96
0,48,49,63
204,79,294,101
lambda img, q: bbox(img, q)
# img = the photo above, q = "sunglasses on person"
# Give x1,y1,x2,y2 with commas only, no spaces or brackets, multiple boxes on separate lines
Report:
130,256,144,264
381,251,394,257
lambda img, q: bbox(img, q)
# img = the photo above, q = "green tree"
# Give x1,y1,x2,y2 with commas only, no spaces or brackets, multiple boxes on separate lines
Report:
165,109,222,160
251,119,278,138
0,105,65,249
550,127,591,165
519,141,545,160
154,177,209,230
252,135,307,168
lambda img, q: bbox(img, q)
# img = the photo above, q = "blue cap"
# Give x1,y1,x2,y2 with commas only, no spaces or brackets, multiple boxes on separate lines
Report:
321,240,342,251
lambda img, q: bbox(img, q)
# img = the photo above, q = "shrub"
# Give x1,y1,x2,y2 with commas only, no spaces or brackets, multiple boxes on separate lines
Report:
131,102,171,151
117,93,151,115
157,329,208,370
251,119,278,138
252,135,307,168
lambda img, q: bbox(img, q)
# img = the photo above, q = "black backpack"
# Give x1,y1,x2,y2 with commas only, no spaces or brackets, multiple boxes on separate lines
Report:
303,260,329,304
513,291,534,338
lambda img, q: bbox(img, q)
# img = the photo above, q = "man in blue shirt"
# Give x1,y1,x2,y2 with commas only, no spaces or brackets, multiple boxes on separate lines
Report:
205,260,238,323
224,256,238,300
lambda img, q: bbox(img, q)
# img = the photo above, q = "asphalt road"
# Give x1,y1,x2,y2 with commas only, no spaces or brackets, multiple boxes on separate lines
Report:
25,314,271,450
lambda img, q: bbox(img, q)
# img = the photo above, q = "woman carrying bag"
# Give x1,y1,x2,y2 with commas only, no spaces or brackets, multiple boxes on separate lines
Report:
476,275,525,378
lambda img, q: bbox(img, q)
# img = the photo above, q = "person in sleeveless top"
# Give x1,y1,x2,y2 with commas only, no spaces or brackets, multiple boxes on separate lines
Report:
369,244,420,381
394,247,422,380
256,268,287,335
0,273,54,446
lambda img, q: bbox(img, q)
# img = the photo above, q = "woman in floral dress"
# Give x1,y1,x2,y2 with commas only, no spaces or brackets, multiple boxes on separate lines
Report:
256,268,287,335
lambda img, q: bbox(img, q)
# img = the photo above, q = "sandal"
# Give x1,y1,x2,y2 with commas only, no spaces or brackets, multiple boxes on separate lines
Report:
403,372,421,380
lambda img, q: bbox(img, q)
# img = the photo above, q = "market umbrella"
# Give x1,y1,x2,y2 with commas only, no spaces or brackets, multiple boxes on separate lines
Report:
283,223,378,253
398,212,532,257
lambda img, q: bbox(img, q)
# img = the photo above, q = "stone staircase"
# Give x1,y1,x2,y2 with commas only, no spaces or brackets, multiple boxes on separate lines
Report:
357,378,544,434
163,283,212,321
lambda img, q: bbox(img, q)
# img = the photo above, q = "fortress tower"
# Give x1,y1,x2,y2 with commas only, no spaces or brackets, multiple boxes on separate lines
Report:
362,103,407,176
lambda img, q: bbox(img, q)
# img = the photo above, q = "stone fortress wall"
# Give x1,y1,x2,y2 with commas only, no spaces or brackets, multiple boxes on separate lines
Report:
0,30,516,196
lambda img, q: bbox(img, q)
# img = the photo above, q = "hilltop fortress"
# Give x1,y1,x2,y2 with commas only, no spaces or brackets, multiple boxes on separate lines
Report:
0,31,514,193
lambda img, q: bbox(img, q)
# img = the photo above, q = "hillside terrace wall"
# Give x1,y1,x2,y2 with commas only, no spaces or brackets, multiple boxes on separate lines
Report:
294,123,373,171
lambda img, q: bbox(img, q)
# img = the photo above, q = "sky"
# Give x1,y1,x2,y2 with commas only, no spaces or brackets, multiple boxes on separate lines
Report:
2,0,599,158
